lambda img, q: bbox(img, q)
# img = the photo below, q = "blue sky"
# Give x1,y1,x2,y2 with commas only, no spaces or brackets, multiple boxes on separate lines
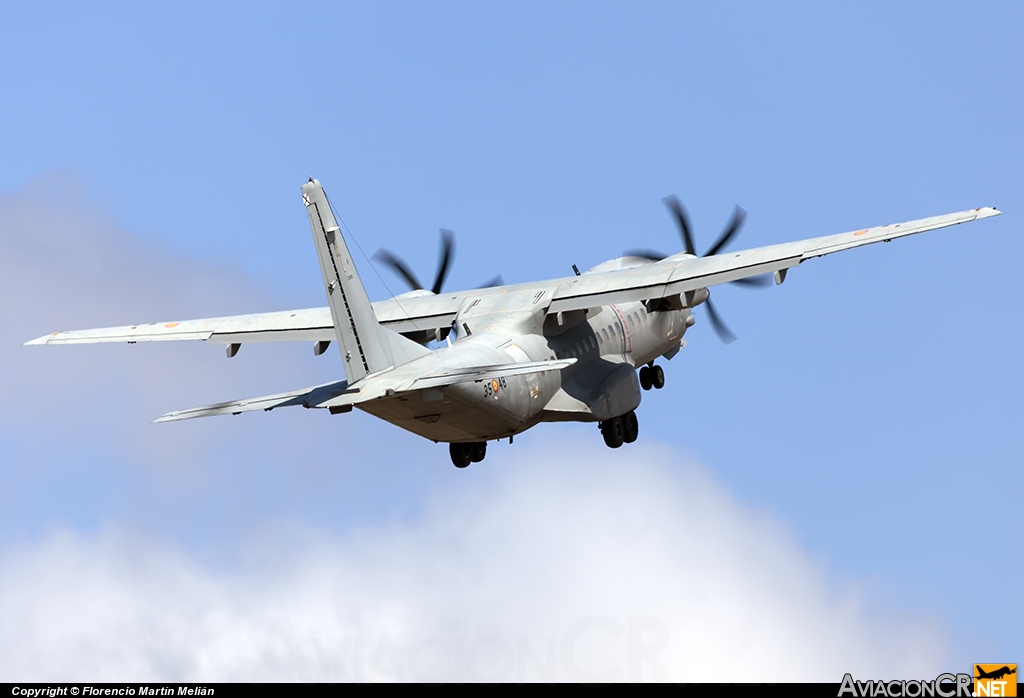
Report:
1,1,1021,680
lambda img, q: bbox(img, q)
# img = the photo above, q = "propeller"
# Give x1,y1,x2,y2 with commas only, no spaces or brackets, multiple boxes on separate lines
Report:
374,229,503,295
373,229,454,295
626,195,770,343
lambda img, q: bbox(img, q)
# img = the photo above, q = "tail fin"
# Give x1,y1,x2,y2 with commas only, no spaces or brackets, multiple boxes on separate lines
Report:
302,178,429,384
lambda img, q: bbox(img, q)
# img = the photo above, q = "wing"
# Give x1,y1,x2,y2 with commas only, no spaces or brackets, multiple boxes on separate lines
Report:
544,207,1001,314
25,307,334,346
25,302,453,347
26,207,999,347
369,206,1001,319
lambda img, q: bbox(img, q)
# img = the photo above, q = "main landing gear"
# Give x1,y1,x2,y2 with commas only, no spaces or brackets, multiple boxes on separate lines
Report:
600,410,639,449
449,441,487,468
638,363,665,391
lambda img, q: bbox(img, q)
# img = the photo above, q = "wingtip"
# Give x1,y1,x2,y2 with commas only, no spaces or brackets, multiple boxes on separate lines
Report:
24,335,51,346
976,206,1001,219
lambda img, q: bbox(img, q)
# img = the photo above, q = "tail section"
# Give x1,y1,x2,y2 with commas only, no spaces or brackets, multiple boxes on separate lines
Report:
302,178,429,383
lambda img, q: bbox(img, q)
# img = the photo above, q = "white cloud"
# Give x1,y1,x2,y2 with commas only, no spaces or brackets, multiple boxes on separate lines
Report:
0,441,946,682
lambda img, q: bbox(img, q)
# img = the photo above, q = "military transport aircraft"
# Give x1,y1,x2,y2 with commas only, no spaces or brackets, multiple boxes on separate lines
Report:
26,179,1000,467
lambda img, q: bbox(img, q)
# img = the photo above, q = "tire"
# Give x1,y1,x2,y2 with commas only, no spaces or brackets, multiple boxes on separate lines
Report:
622,410,638,443
639,366,653,391
470,442,487,463
652,364,665,390
449,443,472,468
602,417,624,449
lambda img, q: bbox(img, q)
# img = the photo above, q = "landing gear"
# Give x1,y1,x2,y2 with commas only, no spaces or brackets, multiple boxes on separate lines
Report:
639,364,665,391
601,417,624,448
601,410,639,448
622,410,638,443
651,364,665,389
639,366,653,391
449,441,487,468
470,442,487,463
450,443,471,468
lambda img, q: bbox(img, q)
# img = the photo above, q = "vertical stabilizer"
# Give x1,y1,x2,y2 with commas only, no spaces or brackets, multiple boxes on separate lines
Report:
302,178,428,384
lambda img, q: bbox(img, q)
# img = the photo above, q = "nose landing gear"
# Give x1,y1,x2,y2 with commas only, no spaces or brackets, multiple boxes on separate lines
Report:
449,441,488,468
638,364,665,391
600,410,639,449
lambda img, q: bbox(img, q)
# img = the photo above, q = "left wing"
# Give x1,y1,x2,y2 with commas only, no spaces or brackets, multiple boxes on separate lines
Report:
26,307,334,346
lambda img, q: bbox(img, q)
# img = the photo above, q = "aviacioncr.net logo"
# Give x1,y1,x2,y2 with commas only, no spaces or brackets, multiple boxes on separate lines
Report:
839,673,972,697
974,664,1017,697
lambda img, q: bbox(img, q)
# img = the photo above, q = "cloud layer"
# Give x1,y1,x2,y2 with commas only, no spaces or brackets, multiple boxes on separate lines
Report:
0,442,947,682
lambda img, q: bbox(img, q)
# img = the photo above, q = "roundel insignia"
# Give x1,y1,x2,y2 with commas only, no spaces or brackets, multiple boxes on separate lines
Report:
491,379,499,393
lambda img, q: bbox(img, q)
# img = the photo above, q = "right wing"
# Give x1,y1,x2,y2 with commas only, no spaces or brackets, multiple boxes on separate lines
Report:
544,207,1001,313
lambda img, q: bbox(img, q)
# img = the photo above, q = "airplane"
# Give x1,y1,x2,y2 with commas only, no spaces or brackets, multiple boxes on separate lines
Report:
25,178,1000,468
975,666,1016,681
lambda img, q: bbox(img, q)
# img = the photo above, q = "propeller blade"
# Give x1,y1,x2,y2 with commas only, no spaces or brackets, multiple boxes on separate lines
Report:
431,229,455,295
704,296,737,344
476,274,504,289
703,205,746,257
729,274,773,288
624,249,668,261
662,195,697,256
373,249,424,290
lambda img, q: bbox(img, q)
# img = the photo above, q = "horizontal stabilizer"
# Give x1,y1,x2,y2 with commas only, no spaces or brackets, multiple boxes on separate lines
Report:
411,358,577,390
154,379,354,423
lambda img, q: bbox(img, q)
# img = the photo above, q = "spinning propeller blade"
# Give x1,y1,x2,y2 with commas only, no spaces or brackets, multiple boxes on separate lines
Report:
375,228,501,295
372,249,423,291
431,229,454,295
640,196,766,342
703,296,736,344
662,195,697,256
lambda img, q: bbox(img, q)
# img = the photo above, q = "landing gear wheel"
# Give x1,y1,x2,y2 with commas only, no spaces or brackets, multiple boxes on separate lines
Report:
639,366,653,391
622,410,639,443
449,443,472,468
651,364,665,390
470,441,487,463
601,417,624,449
